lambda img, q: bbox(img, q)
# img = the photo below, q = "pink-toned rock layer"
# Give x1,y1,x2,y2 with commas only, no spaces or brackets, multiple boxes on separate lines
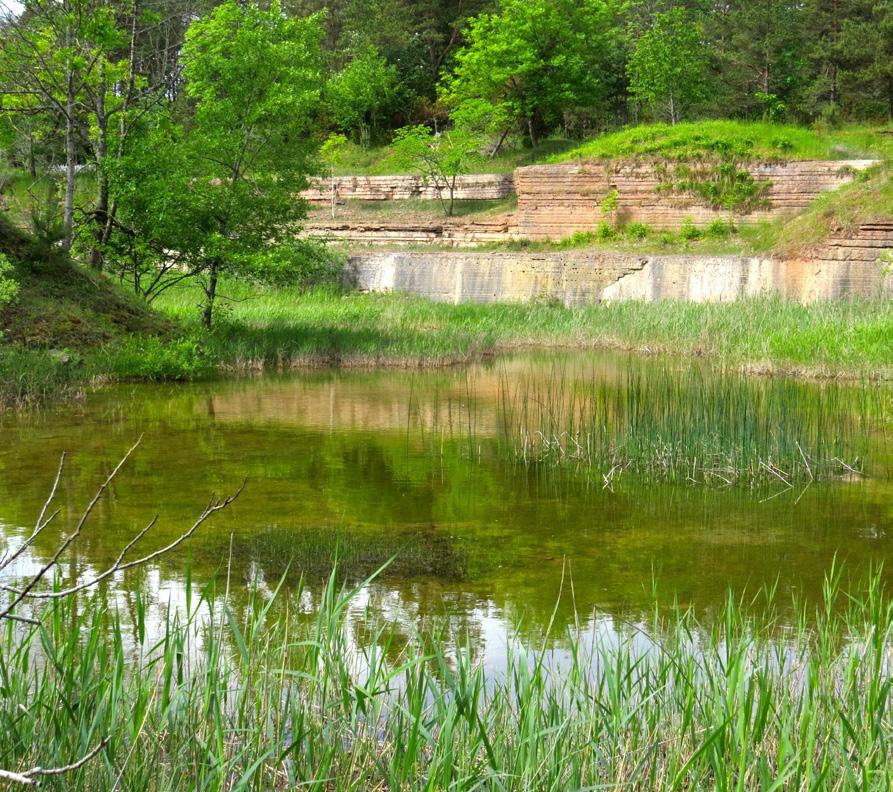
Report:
513,159,876,239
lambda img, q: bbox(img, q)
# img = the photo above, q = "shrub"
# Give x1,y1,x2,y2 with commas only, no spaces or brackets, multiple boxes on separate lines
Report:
705,218,737,238
624,222,650,241
679,219,702,241
0,252,19,313
596,221,616,241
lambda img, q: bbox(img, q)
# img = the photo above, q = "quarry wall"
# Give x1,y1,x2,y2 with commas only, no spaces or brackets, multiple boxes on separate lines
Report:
301,173,514,202
512,159,877,239
344,223,893,305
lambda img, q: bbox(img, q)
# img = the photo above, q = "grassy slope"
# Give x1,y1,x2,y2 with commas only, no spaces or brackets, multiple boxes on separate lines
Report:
549,120,890,163
156,280,893,379
0,217,173,406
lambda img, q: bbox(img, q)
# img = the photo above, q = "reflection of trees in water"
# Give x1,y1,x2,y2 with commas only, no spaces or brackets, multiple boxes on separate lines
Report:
0,356,891,651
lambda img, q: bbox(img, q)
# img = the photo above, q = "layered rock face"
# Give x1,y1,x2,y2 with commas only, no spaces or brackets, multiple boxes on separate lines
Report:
301,173,514,203
346,244,891,306
305,218,513,247
513,160,876,239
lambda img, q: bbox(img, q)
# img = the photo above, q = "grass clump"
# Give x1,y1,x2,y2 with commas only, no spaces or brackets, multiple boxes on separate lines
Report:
2,564,893,789
771,162,893,254
500,366,875,487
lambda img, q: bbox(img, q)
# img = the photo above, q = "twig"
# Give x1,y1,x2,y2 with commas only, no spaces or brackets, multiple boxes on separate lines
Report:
0,738,110,786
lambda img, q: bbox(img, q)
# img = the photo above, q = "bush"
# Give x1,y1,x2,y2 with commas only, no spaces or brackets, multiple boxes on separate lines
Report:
679,219,702,241
0,252,20,313
596,221,616,241
624,222,649,241
705,218,737,238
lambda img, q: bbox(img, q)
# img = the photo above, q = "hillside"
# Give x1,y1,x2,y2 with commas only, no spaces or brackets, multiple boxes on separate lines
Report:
0,217,168,349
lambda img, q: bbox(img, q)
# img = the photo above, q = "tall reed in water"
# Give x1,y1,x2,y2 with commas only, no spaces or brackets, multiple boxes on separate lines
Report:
498,365,879,487
1,565,892,789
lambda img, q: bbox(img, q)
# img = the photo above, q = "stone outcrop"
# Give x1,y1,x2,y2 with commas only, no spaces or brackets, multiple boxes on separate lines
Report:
346,239,891,306
305,218,514,247
301,173,514,203
513,159,876,240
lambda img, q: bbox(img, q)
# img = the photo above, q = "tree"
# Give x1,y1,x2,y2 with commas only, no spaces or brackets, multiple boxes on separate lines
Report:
706,0,806,120
320,132,348,219
0,0,199,266
108,0,324,327
391,119,481,216
441,0,621,147
326,46,401,146
627,7,710,124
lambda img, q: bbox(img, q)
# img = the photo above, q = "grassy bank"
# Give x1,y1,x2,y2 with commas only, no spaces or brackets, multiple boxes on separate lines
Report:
2,566,892,789
1,273,891,410
152,281,893,379
550,120,893,164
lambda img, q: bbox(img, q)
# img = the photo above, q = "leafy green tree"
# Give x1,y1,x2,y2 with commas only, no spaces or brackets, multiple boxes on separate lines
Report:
706,0,806,120
0,252,18,315
391,120,482,216
320,132,349,218
326,46,401,146
627,7,710,124
108,1,324,327
799,0,873,120
441,0,621,147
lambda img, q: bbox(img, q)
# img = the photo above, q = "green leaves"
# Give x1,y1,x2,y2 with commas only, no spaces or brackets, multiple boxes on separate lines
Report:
108,1,326,325
627,7,710,125
441,0,621,143
325,47,401,145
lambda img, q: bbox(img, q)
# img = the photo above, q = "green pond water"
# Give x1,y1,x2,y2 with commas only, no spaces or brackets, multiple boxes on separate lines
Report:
1,351,891,666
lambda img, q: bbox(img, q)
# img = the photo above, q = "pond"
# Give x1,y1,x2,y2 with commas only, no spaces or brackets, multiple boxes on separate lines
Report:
1,350,891,671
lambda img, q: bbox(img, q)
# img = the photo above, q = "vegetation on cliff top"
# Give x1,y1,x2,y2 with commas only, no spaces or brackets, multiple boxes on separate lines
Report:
549,121,890,164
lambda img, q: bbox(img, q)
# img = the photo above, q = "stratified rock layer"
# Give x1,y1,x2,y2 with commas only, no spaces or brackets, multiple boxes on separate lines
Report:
345,223,893,305
513,159,876,239
302,173,514,203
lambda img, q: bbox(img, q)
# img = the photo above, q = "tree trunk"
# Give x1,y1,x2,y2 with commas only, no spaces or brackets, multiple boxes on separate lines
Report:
90,71,109,271
527,116,537,147
202,262,219,329
62,76,76,252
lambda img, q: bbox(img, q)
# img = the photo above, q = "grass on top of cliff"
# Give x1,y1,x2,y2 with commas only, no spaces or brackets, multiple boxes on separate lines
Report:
549,121,892,164
155,280,893,378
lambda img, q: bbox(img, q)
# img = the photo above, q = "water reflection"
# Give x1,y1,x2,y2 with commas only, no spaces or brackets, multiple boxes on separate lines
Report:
1,351,891,663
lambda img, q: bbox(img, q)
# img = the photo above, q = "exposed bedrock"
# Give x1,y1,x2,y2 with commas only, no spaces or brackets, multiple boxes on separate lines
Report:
513,160,877,239
302,173,515,202
345,224,893,305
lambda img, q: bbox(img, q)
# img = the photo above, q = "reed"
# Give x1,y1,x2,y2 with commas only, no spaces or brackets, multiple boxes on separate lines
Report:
1,563,891,790
498,365,879,487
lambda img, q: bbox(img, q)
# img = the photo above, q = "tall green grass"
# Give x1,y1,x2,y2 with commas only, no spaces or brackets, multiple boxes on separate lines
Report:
498,366,880,487
1,565,892,789
155,282,893,379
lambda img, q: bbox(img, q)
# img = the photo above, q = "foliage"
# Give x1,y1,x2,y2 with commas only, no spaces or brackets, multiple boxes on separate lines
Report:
440,0,621,145
325,46,401,146
107,1,323,327
627,7,711,125
657,160,770,212
0,252,18,313
391,121,483,215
